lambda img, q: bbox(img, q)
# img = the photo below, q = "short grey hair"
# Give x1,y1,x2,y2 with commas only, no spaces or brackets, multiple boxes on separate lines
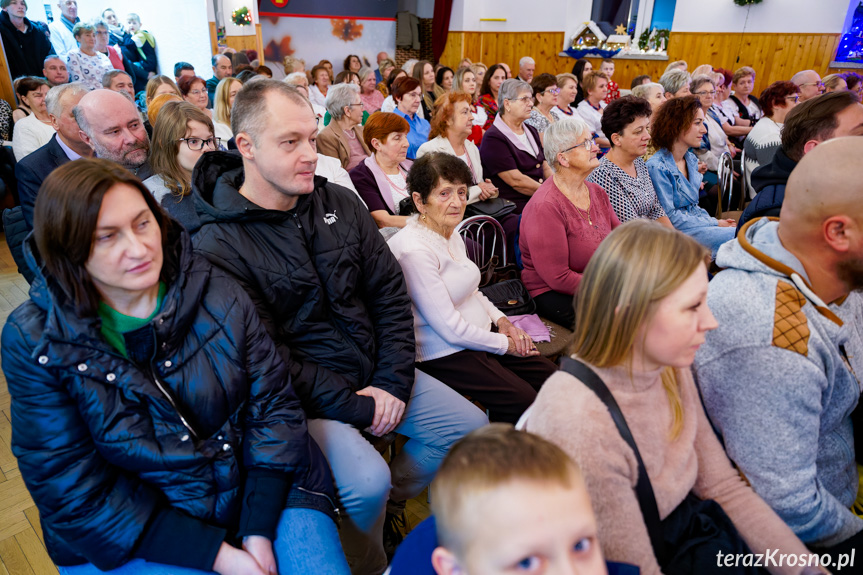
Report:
72,22,95,37
284,72,307,86
631,82,663,100
91,18,108,30
402,59,418,75
232,79,313,143
519,56,535,68
690,74,715,94
101,69,130,89
325,83,360,119
358,66,375,84
791,69,818,85
497,78,532,117
46,82,87,117
543,115,591,172
659,70,691,96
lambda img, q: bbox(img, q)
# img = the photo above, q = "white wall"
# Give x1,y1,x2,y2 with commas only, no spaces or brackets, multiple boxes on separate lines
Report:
26,0,213,80
449,0,590,32
671,0,851,33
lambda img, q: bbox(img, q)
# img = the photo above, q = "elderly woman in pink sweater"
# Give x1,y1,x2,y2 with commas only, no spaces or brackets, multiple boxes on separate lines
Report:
388,152,556,424
519,115,620,329
523,220,823,575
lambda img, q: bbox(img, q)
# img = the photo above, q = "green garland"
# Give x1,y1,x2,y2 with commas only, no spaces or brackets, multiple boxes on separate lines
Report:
231,6,252,26
638,28,670,51
733,0,763,5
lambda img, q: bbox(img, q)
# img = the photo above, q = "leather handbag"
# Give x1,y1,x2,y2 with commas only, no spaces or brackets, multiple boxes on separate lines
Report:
464,197,517,219
479,278,536,316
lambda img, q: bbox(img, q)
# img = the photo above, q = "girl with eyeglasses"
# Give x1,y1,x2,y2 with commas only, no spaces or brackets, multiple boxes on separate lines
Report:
144,101,219,233
525,73,559,138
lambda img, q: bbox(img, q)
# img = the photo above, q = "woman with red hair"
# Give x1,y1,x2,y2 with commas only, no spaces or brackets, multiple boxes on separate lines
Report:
349,112,414,229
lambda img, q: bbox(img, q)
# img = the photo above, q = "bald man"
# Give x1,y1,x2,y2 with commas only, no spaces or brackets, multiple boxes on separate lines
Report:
791,69,825,102
74,89,152,178
695,137,863,557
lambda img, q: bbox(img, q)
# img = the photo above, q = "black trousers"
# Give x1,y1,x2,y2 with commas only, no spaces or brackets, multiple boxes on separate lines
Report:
417,349,557,424
533,290,575,330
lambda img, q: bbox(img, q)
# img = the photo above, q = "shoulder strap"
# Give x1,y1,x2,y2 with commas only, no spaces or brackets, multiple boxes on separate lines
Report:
559,357,666,561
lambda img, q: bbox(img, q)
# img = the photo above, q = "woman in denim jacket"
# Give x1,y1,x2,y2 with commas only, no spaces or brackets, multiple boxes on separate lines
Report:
646,96,736,258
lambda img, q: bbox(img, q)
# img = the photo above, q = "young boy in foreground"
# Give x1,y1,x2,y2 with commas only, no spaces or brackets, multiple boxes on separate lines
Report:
430,424,609,575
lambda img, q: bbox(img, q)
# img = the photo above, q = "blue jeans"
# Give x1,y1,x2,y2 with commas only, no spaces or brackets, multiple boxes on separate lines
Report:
307,369,488,575
57,508,349,575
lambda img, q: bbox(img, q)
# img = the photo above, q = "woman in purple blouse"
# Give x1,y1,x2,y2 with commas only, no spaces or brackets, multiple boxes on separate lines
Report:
479,79,552,214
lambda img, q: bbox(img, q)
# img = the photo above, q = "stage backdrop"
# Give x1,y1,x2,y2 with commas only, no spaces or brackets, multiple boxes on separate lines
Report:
259,0,396,76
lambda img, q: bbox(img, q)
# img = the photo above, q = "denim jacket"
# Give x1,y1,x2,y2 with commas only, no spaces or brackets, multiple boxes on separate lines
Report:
646,148,717,233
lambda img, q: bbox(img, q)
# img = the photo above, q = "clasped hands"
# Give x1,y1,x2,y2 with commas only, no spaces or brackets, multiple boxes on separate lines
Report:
498,317,540,357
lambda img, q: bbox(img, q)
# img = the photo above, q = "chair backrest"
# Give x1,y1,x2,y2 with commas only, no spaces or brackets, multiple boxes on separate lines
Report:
715,152,734,219
739,144,753,203
455,215,507,270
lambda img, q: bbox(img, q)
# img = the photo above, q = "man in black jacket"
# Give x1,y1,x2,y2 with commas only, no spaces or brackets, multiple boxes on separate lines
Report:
192,80,486,575
738,91,863,232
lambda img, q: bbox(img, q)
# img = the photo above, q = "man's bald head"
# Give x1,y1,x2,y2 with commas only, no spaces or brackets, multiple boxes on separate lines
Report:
780,138,863,296
791,69,824,102
782,137,863,226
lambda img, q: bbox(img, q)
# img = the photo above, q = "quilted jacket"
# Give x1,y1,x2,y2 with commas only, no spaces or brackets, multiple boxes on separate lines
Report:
192,152,416,430
1,227,335,571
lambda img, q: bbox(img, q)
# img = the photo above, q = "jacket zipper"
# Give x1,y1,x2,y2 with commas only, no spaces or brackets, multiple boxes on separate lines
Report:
150,362,201,441
296,486,341,522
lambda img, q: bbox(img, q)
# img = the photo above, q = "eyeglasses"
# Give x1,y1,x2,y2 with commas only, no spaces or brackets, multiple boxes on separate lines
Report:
543,88,561,95
799,82,825,89
188,89,205,96
785,95,800,103
507,95,534,105
178,137,220,151
694,90,716,96
560,138,595,154
346,103,364,109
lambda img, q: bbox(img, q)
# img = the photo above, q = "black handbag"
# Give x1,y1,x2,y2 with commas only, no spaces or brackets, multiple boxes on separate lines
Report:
479,278,536,316
559,357,764,575
464,196,517,219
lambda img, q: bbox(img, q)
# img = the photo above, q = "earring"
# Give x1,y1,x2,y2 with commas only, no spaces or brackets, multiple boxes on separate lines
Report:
421,213,427,221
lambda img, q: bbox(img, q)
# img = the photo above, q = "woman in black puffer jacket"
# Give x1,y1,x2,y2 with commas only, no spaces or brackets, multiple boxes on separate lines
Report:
1,159,350,575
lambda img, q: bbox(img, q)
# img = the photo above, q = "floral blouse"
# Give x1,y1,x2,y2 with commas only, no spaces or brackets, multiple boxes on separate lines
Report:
67,49,115,91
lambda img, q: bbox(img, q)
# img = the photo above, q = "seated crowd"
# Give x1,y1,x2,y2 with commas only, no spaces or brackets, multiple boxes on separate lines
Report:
1,3,863,574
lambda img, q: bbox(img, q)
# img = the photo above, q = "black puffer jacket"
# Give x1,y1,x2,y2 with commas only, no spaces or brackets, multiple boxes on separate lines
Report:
192,152,415,429
1,228,335,572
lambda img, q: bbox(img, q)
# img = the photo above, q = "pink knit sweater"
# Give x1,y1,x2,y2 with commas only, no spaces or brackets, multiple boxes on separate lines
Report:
525,361,815,575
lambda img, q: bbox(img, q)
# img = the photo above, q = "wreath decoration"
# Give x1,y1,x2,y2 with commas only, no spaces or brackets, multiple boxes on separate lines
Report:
231,6,252,26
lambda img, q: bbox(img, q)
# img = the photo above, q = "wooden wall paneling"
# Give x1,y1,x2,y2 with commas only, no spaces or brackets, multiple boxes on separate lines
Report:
0,35,17,111
464,32,482,64
223,34,258,53
209,21,218,56
440,31,464,67
441,31,847,96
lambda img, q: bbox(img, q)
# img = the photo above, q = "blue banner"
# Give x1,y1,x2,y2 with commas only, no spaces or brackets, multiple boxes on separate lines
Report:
259,0,397,20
